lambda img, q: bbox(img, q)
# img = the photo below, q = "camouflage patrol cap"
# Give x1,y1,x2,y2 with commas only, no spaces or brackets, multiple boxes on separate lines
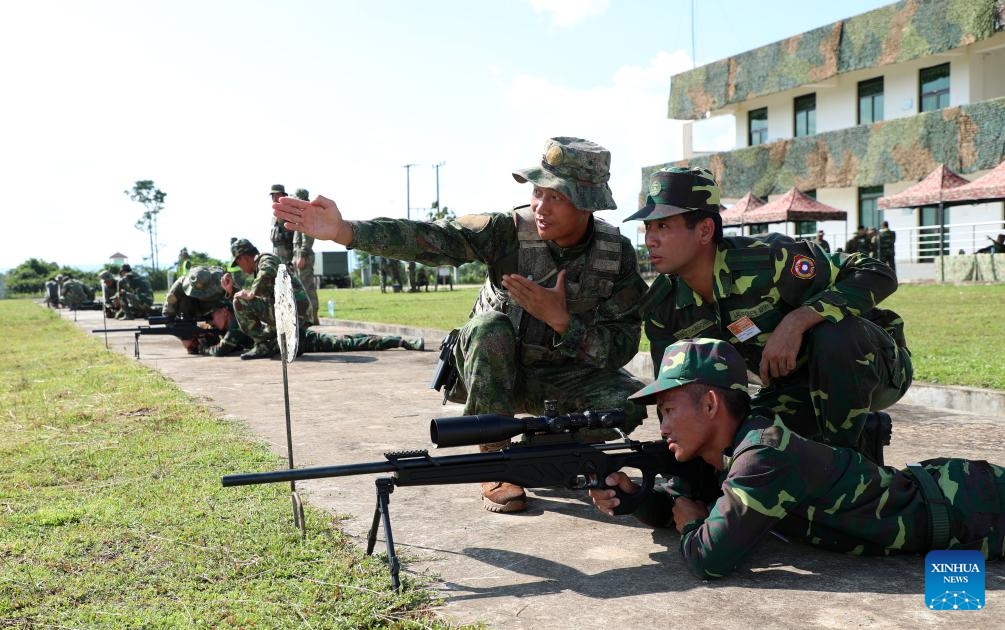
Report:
230,238,258,267
624,166,721,222
269,184,286,196
182,266,224,299
628,338,748,405
512,137,617,211
294,188,309,201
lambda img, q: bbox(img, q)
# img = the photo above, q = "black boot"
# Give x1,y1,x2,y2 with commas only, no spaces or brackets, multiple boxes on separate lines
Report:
858,412,892,466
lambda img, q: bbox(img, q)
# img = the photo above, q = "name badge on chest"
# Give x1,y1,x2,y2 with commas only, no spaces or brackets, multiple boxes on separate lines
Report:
727,315,761,342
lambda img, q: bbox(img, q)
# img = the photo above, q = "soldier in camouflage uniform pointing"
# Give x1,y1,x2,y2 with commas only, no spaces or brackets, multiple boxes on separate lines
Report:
273,137,649,514
591,339,1005,580
629,167,911,464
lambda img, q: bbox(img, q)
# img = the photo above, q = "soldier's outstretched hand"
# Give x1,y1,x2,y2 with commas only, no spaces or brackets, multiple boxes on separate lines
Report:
273,195,354,245
502,269,570,335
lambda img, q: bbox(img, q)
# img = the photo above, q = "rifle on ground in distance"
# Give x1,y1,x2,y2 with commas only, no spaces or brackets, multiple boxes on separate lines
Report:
92,314,215,358
222,403,719,591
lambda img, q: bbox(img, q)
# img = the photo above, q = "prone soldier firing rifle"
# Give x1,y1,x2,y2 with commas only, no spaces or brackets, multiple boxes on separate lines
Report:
223,402,718,591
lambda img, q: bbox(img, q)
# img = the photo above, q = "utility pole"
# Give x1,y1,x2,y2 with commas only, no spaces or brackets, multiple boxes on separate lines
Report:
433,161,445,212
403,163,417,291
403,163,416,220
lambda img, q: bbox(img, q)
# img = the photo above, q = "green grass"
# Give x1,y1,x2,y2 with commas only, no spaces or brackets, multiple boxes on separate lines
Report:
317,283,1005,391
0,301,458,629
883,284,1005,390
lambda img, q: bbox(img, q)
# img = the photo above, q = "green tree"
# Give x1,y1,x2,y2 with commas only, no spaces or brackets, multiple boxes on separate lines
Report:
125,180,167,272
427,201,456,222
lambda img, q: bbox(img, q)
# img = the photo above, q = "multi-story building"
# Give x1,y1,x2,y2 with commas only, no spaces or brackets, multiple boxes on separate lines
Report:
648,0,1005,261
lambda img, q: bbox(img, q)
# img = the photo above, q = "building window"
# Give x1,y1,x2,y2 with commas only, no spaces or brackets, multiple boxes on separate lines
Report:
795,189,816,237
920,63,950,112
859,186,884,229
858,77,884,124
747,223,770,236
748,108,768,146
794,94,816,137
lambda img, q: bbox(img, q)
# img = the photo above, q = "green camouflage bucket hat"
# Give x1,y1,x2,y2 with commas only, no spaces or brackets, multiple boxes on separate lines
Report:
183,266,224,300
624,166,721,222
628,338,748,405
229,238,258,267
512,137,617,211
98,270,115,282
269,184,286,196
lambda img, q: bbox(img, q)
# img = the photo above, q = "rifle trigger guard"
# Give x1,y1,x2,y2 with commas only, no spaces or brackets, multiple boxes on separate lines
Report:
610,472,656,516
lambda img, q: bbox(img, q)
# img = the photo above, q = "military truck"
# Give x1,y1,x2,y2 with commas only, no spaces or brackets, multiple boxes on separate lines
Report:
314,251,352,288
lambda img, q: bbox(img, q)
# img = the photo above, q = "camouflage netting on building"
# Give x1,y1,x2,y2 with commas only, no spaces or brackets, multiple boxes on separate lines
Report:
668,0,1004,120
643,97,1005,201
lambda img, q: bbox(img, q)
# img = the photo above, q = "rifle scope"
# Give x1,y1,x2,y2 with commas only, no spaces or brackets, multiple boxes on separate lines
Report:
430,408,626,448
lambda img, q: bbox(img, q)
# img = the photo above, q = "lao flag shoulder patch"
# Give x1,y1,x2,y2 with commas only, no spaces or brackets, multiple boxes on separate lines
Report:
790,254,816,280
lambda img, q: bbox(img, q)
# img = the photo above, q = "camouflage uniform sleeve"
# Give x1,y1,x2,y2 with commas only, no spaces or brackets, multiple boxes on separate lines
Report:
551,238,647,368
771,237,898,324
250,255,279,298
348,213,517,267
680,439,804,580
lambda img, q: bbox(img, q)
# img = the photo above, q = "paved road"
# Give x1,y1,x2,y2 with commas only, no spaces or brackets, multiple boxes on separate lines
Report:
72,309,1005,629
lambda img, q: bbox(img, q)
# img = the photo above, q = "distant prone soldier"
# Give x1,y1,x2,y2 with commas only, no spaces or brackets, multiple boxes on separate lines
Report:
59,275,95,310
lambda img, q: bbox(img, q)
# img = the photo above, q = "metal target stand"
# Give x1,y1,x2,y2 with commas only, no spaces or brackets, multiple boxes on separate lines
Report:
275,266,306,538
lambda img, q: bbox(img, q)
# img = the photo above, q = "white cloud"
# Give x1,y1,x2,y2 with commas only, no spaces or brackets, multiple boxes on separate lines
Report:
525,0,610,28
484,49,693,234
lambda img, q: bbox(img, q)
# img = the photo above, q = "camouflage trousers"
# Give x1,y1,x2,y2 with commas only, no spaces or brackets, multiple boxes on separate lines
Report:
302,330,404,352
233,294,310,348
756,315,913,448
924,458,1005,557
296,254,319,325
448,311,646,437
118,290,153,318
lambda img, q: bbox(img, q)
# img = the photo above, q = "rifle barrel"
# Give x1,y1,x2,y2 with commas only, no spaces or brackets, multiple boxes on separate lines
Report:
222,460,397,487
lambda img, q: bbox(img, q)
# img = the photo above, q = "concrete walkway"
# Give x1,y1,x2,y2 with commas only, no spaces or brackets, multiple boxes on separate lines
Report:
72,310,1005,629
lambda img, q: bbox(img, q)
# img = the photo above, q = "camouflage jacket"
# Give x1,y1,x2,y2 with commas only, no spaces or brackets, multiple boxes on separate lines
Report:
878,228,896,258
249,252,283,299
118,272,154,305
271,217,295,263
350,211,648,369
60,279,94,306
640,233,903,378
670,412,1004,579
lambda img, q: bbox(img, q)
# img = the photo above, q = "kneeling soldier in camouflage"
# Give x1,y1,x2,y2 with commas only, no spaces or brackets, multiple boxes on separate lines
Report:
228,238,422,360
590,339,1005,580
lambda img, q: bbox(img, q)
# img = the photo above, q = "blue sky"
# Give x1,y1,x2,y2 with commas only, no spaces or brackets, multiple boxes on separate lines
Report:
0,0,893,272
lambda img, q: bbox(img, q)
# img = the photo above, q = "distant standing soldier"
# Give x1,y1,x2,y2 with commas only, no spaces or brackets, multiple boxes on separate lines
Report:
177,248,192,278
269,184,295,265
812,230,830,253
293,188,320,325
115,264,154,320
44,277,59,308
878,221,896,272
59,276,95,309
845,225,871,255
98,270,119,317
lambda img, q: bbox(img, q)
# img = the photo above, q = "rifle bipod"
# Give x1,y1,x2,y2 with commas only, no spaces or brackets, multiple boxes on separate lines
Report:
365,477,401,591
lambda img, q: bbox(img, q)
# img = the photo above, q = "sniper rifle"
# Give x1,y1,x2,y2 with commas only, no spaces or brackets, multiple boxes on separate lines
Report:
92,314,215,358
222,403,718,591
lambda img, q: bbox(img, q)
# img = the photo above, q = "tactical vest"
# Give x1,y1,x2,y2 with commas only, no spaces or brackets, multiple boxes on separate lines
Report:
471,206,623,365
